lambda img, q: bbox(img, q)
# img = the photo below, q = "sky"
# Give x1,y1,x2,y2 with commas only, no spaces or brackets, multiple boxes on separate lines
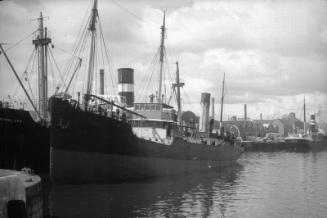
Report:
0,0,326,122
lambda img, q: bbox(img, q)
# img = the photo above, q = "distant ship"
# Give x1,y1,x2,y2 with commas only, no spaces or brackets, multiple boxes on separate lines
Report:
243,98,326,152
0,13,51,173
271,98,327,151
49,0,244,183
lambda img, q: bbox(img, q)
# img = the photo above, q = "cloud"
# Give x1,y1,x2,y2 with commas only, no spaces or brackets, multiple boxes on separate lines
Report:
165,0,327,56
1,0,327,122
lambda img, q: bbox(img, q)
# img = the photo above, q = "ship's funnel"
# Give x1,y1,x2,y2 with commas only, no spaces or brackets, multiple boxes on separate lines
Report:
310,114,317,132
99,69,104,95
118,68,134,107
199,92,210,132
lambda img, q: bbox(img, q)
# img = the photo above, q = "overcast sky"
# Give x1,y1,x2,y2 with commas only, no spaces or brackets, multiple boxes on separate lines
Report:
0,0,326,121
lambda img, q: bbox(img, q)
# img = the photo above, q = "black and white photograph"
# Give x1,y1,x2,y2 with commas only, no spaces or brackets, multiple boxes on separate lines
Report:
0,0,326,217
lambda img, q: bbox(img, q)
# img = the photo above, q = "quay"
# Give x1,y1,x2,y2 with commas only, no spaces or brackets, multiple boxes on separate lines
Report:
0,168,43,218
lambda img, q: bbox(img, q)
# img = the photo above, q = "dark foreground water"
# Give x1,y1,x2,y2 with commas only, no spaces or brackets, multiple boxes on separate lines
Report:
44,151,327,218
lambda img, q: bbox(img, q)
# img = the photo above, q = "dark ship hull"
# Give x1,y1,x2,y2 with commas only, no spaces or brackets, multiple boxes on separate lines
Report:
49,97,243,183
243,139,327,152
308,140,327,151
242,141,312,152
0,107,50,173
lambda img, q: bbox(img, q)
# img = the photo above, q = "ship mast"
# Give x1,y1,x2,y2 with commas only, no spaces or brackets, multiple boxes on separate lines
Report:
157,11,166,103
0,44,41,120
173,61,184,126
219,72,225,129
84,0,98,109
33,12,51,121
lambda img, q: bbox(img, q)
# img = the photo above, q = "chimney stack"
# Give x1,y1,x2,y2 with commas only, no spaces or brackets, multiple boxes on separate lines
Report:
244,104,248,121
211,97,215,119
99,69,104,95
199,93,210,132
244,104,247,121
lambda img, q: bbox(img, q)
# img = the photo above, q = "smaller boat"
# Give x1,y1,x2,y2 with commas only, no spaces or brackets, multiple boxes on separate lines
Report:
0,168,43,218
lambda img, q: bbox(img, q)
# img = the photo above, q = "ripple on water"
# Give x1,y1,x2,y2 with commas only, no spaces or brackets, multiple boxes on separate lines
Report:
44,151,327,218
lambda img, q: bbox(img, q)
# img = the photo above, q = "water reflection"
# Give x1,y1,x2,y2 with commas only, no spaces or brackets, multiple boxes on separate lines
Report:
44,164,243,218
44,152,327,218
236,151,327,218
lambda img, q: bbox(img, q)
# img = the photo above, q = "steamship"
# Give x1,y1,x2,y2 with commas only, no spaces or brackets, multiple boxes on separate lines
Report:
243,99,327,152
285,101,327,151
0,13,51,173
49,0,244,183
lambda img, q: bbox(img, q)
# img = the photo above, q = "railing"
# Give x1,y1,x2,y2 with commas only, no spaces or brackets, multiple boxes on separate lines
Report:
0,100,27,110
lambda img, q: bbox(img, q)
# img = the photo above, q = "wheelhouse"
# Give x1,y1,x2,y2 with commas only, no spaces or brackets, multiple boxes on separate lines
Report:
133,102,177,122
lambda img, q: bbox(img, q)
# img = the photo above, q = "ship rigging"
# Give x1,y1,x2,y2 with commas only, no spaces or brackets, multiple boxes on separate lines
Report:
0,12,64,123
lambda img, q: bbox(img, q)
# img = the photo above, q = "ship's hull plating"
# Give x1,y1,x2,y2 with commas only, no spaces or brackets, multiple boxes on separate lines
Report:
243,141,311,152
244,140,327,152
50,148,236,183
0,107,49,173
50,98,243,183
308,141,327,151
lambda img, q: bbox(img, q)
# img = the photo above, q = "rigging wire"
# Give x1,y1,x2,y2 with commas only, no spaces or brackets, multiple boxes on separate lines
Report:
136,50,159,94
58,1,164,100
98,23,106,94
80,31,93,98
107,0,158,51
11,48,37,106
94,31,98,95
67,14,91,74
135,48,160,102
165,49,175,82
163,51,167,102
162,47,175,105
182,87,191,103
48,46,66,88
48,51,56,93
63,14,91,95
98,16,117,93
132,12,176,106
109,0,157,27
3,30,37,52
78,30,92,95
11,48,35,97
28,48,37,105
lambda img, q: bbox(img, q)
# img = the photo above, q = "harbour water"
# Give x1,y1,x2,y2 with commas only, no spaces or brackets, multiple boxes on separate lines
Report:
44,151,327,218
